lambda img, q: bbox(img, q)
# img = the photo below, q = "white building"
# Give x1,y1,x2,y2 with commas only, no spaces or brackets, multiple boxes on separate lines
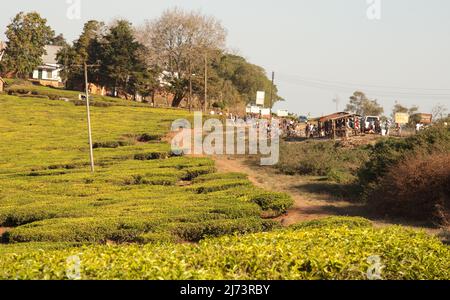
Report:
0,40,6,92
31,45,63,87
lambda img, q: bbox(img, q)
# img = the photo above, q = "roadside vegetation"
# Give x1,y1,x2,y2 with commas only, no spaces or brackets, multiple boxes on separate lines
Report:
0,93,449,279
1,217,448,280
276,125,450,226
361,125,450,226
276,140,370,183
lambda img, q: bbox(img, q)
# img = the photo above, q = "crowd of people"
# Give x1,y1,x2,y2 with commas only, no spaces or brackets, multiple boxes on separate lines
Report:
210,109,434,140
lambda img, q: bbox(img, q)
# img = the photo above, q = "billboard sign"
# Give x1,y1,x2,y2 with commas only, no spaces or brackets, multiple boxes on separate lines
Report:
277,110,289,117
260,108,271,116
250,106,260,114
395,113,409,125
256,91,265,106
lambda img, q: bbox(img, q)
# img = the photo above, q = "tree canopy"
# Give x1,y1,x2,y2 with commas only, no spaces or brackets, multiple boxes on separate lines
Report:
1,12,54,78
345,91,384,116
136,8,227,107
3,9,282,111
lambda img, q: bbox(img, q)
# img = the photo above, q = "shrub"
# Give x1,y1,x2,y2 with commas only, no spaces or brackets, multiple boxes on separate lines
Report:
181,166,217,181
249,192,293,214
73,100,112,107
93,141,133,149
277,140,369,180
124,174,177,186
367,152,450,225
136,133,160,142
134,152,170,160
1,225,449,280
290,216,373,230
5,217,163,244
171,218,278,242
192,172,247,183
326,169,355,183
358,125,450,188
188,179,252,194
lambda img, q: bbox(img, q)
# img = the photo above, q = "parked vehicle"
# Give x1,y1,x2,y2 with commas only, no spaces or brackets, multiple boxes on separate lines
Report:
411,113,433,125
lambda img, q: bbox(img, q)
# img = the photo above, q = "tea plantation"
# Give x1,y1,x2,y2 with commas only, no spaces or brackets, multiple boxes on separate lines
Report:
0,94,289,245
1,221,449,280
0,93,448,280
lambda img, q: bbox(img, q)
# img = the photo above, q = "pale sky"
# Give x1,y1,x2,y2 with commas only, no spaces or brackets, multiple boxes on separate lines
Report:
1,0,450,116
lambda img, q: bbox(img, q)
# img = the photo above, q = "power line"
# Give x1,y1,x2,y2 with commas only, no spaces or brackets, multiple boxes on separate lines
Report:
275,74,450,98
276,72,450,92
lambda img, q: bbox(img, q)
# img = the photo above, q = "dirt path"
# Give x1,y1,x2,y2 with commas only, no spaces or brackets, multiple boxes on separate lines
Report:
212,155,447,239
213,155,364,226
167,131,445,235
0,227,11,242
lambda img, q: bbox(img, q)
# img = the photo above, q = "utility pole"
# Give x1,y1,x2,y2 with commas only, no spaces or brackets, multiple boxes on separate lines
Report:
188,62,193,112
0,40,5,62
270,71,275,109
204,53,208,113
84,62,95,173
333,95,340,112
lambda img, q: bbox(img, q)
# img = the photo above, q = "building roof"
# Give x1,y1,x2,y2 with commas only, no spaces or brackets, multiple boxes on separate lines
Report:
319,112,350,122
42,45,62,65
318,112,362,123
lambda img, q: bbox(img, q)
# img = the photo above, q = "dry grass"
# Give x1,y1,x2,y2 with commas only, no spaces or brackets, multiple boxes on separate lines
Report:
368,151,450,226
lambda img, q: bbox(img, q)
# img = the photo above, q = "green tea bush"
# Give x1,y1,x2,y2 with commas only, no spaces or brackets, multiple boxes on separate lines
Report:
93,141,133,149
1,223,449,280
290,216,373,230
192,172,247,183
123,174,177,186
171,218,279,242
134,152,170,160
249,192,293,214
0,242,82,256
187,179,252,194
209,187,294,217
5,217,164,243
181,166,217,181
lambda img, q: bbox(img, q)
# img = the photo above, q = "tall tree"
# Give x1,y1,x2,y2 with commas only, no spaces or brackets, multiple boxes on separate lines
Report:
346,91,384,116
2,12,54,78
136,8,227,107
57,20,106,88
213,54,282,107
50,34,68,47
100,20,144,98
392,102,419,118
432,103,448,120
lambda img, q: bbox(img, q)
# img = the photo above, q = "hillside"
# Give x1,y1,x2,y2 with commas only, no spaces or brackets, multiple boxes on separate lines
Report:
0,94,290,245
0,92,449,280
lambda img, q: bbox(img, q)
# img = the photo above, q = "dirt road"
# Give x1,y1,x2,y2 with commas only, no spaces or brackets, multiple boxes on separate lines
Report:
213,155,364,226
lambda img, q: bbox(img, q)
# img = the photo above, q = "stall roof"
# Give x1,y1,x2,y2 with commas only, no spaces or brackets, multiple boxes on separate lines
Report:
318,112,353,123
